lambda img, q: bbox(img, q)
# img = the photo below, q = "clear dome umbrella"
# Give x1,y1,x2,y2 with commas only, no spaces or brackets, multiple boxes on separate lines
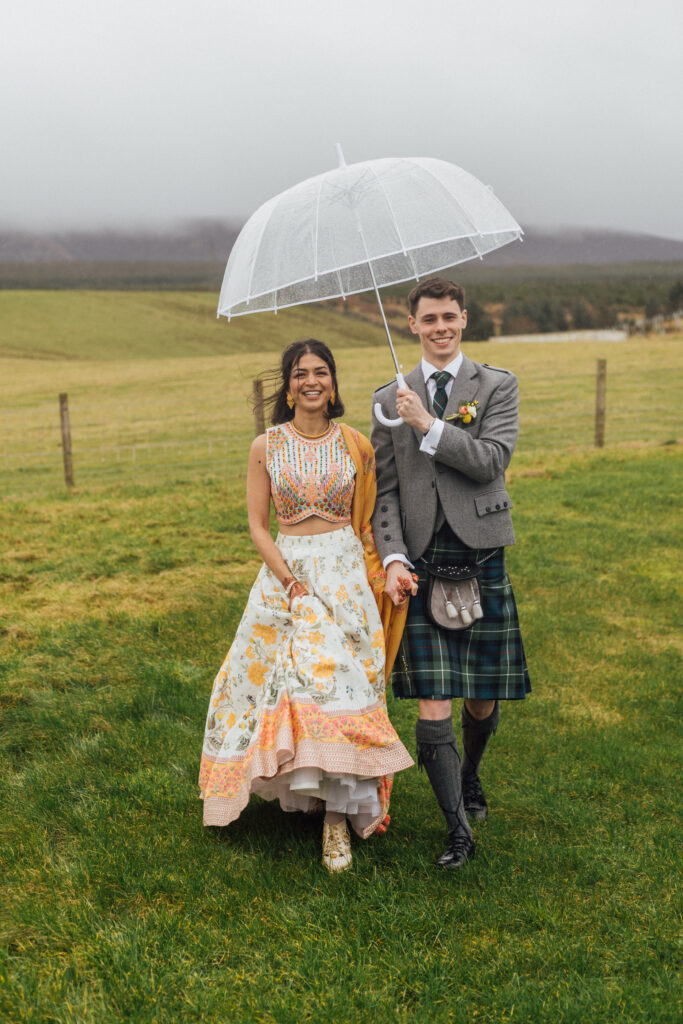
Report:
218,145,523,427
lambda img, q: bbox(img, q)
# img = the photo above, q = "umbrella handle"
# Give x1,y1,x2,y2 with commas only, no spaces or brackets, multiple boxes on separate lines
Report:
373,373,407,428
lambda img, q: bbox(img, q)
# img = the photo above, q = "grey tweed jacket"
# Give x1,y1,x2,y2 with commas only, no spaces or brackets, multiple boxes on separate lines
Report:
370,355,518,562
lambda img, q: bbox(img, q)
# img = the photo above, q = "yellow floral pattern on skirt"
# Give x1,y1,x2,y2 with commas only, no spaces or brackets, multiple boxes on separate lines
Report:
199,527,413,837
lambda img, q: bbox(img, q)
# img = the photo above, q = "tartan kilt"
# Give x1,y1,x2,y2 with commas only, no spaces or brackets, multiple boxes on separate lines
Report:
391,523,531,701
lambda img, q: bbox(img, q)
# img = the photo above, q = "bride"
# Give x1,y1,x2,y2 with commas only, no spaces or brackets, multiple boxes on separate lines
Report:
199,339,414,872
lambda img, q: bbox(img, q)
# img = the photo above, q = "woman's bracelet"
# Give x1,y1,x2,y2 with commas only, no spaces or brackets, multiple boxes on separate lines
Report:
285,581,309,610
283,576,298,597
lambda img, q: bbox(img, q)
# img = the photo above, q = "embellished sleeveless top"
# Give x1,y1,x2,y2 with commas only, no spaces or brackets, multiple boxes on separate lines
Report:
266,422,356,525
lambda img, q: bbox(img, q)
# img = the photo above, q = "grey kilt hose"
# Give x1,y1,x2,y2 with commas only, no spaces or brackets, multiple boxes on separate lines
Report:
391,523,531,701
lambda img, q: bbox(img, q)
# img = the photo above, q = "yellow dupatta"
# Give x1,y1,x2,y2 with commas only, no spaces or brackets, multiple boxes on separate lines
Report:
340,423,407,682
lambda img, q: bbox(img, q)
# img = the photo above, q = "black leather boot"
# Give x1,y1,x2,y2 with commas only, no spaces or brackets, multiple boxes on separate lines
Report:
416,717,474,869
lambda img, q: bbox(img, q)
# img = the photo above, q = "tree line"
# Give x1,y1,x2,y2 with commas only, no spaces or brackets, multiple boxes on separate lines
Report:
462,276,683,339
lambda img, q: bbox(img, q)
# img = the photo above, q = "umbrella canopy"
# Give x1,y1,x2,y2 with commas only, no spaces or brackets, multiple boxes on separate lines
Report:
218,154,522,320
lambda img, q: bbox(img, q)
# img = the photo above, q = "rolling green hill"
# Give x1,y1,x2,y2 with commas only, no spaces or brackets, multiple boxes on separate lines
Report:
0,291,386,362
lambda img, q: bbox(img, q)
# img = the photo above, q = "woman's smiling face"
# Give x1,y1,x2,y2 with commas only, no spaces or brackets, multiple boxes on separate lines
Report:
289,352,334,412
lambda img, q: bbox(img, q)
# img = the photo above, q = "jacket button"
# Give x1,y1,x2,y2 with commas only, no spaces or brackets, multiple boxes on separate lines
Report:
384,534,391,541
381,505,388,512
381,520,388,527
486,506,491,512
503,501,508,507
495,504,501,510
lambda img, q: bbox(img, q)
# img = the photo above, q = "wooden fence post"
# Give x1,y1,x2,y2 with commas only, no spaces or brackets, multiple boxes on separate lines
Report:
594,359,607,448
252,378,266,436
59,392,75,487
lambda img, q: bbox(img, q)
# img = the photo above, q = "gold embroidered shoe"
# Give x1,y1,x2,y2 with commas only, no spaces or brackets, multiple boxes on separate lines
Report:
322,819,352,872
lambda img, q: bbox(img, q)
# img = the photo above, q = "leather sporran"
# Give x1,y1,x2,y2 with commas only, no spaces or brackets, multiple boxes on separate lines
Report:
423,562,484,631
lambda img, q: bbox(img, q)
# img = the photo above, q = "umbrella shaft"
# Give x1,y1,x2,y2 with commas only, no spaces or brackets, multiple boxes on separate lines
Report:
357,223,401,377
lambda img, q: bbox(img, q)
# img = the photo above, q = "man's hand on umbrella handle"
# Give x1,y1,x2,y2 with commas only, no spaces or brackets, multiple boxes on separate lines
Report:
385,561,419,607
396,387,434,434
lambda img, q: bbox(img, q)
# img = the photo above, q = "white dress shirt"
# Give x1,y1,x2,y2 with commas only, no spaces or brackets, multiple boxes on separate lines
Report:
418,353,463,455
382,352,463,569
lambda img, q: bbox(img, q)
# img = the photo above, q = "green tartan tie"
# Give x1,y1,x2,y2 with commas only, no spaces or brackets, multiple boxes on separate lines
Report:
431,371,452,419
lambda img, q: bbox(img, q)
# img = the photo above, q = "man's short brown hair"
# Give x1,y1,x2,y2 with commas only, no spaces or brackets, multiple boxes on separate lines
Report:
407,278,466,317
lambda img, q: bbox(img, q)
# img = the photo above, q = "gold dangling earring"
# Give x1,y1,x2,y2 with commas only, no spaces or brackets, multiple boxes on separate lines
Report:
330,389,336,405
286,392,294,409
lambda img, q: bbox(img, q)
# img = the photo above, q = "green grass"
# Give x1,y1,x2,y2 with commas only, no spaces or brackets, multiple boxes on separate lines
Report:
1,444,681,1023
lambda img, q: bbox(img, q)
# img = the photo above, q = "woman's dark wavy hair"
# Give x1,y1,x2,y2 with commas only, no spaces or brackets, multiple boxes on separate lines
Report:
258,339,345,426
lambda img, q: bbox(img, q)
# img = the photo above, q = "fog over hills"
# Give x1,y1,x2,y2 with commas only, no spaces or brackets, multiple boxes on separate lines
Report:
0,221,241,264
481,228,683,266
2,223,683,266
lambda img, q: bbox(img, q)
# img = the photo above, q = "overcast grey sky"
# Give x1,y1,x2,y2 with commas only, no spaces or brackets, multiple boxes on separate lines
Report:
2,0,682,238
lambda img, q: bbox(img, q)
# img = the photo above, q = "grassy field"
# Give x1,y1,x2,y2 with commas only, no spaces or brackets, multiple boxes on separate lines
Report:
1,446,681,1023
1,293,682,1022
1,290,681,497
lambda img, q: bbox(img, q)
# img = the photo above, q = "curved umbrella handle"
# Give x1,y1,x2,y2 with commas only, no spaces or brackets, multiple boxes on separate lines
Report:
373,372,407,429
373,403,404,428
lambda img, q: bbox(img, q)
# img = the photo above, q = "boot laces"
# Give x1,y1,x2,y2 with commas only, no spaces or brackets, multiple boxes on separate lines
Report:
462,772,485,807
446,825,473,857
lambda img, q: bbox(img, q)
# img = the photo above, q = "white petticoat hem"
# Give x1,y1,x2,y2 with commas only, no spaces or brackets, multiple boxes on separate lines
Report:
251,768,381,833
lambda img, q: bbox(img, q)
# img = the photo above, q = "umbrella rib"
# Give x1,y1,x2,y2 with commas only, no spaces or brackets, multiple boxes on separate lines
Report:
413,163,486,258
245,201,275,305
313,176,324,282
368,164,420,280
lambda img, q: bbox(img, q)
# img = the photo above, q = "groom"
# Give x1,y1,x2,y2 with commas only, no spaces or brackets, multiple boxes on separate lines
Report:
371,277,530,868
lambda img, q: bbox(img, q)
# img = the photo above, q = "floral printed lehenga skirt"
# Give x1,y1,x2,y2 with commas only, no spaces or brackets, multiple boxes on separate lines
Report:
199,526,413,838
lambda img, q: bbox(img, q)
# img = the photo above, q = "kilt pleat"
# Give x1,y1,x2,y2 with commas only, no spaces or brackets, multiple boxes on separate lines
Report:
391,524,531,701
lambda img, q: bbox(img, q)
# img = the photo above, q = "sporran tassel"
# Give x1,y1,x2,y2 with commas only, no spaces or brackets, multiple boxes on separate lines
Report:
459,605,473,627
454,585,473,627
440,581,459,620
470,582,484,620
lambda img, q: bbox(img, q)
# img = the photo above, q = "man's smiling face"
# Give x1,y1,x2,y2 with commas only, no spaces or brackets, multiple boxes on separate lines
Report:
408,296,468,369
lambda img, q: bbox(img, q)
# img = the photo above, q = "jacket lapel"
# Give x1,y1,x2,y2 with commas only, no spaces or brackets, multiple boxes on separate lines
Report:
444,356,479,422
405,364,428,403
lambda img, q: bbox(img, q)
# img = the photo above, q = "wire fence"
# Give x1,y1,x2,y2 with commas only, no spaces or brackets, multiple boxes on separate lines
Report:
1,369,681,498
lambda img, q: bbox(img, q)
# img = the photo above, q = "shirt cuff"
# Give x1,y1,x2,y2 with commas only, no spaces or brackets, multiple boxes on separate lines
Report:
383,553,415,570
418,417,444,455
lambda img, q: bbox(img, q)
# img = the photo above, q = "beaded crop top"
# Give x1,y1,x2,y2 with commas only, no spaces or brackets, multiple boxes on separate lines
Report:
266,422,356,525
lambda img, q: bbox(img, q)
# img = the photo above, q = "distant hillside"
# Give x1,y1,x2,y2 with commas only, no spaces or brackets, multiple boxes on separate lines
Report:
2,222,683,266
483,228,683,266
0,220,240,263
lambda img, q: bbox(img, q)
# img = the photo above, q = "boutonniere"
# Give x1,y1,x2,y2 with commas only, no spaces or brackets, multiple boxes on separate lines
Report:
446,400,479,425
